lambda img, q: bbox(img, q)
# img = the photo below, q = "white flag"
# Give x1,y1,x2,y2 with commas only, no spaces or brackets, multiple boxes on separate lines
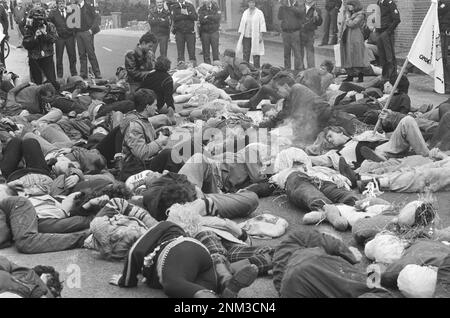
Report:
407,0,445,94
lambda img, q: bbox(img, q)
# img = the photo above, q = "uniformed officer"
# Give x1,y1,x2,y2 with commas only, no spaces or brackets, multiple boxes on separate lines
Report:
376,0,400,81
439,0,450,93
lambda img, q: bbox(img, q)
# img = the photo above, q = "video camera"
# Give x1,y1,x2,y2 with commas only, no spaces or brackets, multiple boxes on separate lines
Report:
25,8,48,29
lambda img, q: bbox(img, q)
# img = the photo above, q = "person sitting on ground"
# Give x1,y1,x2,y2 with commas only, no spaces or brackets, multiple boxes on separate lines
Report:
140,56,175,112
109,221,259,298
296,60,335,96
119,89,182,181
125,31,158,93
0,256,64,298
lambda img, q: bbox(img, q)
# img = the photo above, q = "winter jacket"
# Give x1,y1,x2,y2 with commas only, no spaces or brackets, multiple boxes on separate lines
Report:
278,2,304,32
125,45,156,84
301,3,322,33
148,7,171,36
22,21,58,60
121,111,161,163
0,256,53,298
214,57,258,84
340,10,370,69
65,147,107,175
90,198,158,260
198,2,221,34
6,83,41,114
0,5,8,37
170,1,198,34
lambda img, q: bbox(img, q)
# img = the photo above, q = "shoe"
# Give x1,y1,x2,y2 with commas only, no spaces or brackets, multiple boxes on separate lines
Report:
193,290,219,298
360,146,386,163
244,182,277,198
357,178,380,194
323,204,348,232
343,75,354,82
221,264,259,298
125,170,153,191
357,73,364,83
303,211,327,225
338,157,358,188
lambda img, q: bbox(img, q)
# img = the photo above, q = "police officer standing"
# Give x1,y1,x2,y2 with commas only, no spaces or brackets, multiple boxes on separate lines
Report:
376,0,400,81
439,0,450,94
148,0,171,58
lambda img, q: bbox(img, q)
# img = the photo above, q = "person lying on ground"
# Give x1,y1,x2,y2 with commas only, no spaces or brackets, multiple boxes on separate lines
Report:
0,256,63,298
211,49,258,89
3,82,57,116
178,143,270,194
109,221,259,298
295,60,336,96
0,185,90,254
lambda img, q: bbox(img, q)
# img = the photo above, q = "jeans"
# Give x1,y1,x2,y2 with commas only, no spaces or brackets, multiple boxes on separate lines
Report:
153,34,170,58
0,138,49,180
29,56,59,90
242,84,280,110
242,37,261,68
55,36,78,78
381,157,450,193
205,191,259,219
377,30,397,80
300,31,316,69
376,116,429,158
282,30,302,71
285,171,358,212
175,32,196,63
430,112,450,151
38,215,94,234
0,197,89,254
76,31,101,78
321,8,339,45
201,31,220,64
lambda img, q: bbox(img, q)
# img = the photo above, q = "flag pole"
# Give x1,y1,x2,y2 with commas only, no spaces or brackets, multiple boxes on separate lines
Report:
373,58,410,133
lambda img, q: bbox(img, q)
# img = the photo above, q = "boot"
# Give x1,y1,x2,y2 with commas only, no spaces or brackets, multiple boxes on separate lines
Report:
212,254,258,298
193,290,219,298
357,72,364,83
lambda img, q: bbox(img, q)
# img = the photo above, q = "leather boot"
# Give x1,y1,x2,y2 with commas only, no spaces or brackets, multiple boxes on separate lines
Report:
358,72,364,83
212,254,234,294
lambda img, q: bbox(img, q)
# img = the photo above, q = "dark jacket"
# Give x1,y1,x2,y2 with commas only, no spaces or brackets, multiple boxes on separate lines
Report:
22,21,58,60
325,0,342,11
140,69,175,109
170,0,198,34
118,222,186,289
0,5,8,36
13,4,25,24
301,3,323,33
214,57,258,84
278,2,304,32
377,0,400,33
148,7,171,36
439,0,450,32
198,2,221,34
78,1,100,33
0,256,53,298
48,9,74,39
125,45,156,84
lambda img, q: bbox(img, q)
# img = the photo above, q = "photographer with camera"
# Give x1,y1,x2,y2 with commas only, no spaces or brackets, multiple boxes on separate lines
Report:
22,7,59,90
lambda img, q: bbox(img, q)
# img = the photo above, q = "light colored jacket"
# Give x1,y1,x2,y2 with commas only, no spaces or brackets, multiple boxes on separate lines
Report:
236,8,267,56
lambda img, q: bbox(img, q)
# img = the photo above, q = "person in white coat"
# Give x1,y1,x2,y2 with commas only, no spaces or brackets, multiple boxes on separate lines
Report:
236,0,266,68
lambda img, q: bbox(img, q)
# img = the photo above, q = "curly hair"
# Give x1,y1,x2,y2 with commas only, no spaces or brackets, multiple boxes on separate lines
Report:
33,265,63,298
154,56,172,72
155,183,198,221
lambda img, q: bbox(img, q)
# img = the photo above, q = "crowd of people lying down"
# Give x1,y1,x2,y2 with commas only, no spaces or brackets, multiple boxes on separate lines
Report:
1,32,450,298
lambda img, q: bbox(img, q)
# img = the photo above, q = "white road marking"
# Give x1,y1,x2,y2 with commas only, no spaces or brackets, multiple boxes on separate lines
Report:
102,46,113,52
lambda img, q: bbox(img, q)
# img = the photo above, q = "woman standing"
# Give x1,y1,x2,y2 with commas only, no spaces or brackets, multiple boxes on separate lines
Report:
340,0,369,82
236,0,266,68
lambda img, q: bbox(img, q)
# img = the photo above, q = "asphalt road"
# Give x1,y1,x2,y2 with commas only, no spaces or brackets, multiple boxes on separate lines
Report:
2,29,450,299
